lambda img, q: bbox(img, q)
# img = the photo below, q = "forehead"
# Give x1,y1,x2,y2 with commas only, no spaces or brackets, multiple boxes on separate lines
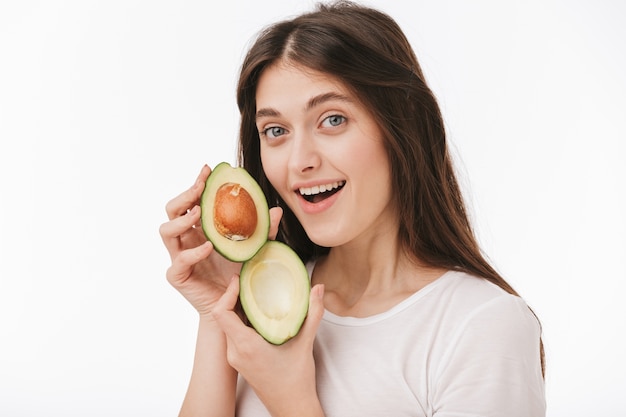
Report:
255,61,353,107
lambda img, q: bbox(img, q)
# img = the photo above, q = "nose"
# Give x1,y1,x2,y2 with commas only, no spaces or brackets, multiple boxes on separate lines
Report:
288,131,321,174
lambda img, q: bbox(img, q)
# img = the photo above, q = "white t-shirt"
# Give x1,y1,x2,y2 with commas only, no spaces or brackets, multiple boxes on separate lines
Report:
236,270,546,416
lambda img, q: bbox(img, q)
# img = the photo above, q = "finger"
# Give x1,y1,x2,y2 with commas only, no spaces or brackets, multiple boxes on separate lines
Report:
159,205,202,253
165,164,211,220
268,206,284,240
166,241,213,286
212,277,258,339
298,284,325,345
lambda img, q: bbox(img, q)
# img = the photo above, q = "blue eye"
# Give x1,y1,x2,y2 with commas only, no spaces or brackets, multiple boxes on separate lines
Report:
323,115,346,127
263,126,286,139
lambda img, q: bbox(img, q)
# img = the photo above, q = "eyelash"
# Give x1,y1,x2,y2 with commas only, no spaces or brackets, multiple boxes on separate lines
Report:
260,126,286,139
259,114,347,140
322,114,346,128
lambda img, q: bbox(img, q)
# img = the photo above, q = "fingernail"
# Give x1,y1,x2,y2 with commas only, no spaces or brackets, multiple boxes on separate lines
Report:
316,284,325,299
198,165,209,179
230,275,239,289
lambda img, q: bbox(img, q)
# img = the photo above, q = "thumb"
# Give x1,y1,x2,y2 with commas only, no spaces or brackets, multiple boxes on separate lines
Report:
298,284,325,344
211,275,240,323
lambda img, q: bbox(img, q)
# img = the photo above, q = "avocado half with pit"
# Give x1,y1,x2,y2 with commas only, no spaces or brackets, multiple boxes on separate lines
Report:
240,240,310,345
200,162,270,262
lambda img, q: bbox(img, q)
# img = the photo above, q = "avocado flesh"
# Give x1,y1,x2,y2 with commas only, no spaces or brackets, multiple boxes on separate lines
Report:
200,162,270,262
240,241,310,345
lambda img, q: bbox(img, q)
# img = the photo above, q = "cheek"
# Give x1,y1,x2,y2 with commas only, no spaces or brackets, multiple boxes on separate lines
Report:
352,141,394,202
260,146,284,194
348,139,389,176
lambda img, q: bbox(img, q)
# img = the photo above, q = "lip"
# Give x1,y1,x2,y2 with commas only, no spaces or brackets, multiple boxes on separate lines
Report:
292,179,345,215
296,188,342,214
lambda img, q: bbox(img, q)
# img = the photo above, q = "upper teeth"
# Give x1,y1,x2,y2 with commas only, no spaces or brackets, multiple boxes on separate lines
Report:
299,181,345,196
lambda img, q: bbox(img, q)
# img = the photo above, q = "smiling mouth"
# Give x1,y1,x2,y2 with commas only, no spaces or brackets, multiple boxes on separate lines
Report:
298,181,346,203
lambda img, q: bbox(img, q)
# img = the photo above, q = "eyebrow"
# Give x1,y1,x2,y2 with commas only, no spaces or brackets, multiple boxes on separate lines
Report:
256,92,354,121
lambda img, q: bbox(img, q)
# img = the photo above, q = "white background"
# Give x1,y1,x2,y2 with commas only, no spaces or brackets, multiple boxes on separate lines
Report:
1,0,624,415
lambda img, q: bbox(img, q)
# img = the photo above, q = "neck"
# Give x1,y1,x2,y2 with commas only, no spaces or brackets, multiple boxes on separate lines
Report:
312,227,446,317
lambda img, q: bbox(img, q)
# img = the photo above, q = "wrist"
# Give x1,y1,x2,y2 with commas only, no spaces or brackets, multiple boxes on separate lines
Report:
270,400,324,417
264,384,324,417
198,312,221,329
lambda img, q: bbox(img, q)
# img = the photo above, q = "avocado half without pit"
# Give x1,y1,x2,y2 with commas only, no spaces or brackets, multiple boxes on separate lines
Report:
200,162,310,344
240,240,310,345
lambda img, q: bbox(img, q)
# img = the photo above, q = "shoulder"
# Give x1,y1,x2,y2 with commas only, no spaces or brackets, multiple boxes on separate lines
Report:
429,272,546,416
433,271,541,345
433,271,534,320
428,271,544,388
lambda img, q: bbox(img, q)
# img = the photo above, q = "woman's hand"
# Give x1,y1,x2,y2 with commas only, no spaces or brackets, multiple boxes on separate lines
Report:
212,277,326,417
159,164,283,318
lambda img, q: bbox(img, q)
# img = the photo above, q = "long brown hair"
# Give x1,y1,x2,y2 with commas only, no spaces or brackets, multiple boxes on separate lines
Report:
236,0,544,373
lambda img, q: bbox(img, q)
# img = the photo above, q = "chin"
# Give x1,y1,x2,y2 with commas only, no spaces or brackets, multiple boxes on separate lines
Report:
303,227,347,249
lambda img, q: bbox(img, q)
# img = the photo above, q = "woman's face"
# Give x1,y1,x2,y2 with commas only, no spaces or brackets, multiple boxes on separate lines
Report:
256,61,396,248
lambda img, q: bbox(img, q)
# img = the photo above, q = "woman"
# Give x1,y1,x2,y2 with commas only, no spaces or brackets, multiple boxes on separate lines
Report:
159,1,546,416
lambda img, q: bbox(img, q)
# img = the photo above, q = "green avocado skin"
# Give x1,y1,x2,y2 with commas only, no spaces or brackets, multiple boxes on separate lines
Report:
239,240,310,345
200,162,270,262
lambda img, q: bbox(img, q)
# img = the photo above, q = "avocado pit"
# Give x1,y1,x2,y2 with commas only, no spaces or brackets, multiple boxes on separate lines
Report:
213,182,258,241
